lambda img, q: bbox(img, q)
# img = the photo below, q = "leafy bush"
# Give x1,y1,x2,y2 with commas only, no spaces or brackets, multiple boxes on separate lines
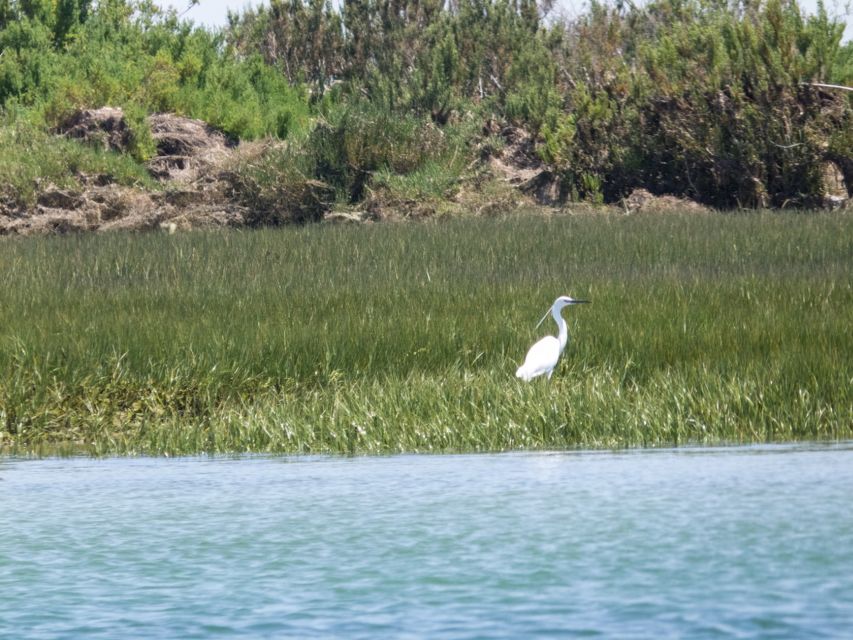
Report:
309,102,447,202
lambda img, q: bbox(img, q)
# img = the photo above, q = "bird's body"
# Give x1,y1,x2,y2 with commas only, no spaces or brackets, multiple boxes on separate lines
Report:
516,295,589,381
515,335,563,381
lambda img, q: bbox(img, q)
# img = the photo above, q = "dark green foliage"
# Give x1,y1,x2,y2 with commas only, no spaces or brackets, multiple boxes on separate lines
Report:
538,0,852,207
229,0,852,209
634,0,848,207
412,26,460,124
219,100,452,221
229,0,345,90
0,15,55,106
834,41,853,84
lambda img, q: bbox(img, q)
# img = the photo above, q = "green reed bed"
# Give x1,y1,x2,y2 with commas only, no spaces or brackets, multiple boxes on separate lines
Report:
1,210,851,455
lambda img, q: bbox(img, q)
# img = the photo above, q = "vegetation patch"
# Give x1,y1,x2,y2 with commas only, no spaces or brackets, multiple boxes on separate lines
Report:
2,0,852,235
1,212,850,455
0,0,851,454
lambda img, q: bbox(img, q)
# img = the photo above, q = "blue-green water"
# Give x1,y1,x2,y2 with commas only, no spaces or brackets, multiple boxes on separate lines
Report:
2,444,853,638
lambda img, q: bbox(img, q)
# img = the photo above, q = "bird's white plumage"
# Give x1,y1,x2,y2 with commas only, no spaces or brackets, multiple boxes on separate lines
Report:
515,335,561,381
516,295,589,381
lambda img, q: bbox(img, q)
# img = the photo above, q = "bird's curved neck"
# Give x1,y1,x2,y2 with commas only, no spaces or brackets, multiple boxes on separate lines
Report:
553,307,569,351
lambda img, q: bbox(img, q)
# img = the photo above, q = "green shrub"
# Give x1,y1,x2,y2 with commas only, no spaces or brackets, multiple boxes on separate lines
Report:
309,102,446,202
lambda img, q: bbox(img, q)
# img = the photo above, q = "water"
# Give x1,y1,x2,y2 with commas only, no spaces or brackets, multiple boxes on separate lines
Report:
2,444,853,639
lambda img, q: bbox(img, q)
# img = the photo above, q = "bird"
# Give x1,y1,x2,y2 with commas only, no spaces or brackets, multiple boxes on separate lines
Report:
516,295,590,381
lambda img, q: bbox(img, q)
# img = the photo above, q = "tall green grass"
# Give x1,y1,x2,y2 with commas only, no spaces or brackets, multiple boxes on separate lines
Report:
1,210,850,455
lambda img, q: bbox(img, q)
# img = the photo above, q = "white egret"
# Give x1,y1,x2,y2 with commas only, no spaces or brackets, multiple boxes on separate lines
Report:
516,295,590,381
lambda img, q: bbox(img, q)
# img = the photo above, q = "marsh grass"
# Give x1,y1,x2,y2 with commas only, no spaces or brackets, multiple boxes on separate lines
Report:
371,158,462,204
1,210,851,455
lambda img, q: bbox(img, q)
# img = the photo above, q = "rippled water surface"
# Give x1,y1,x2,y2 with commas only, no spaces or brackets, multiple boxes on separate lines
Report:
2,444,853,638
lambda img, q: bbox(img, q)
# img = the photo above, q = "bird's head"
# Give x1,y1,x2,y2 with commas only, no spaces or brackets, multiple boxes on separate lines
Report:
554,295,590,309
535,295,591,328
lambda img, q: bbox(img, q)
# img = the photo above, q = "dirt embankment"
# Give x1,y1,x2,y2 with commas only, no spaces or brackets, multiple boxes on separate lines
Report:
1,108,247,236
2,108,849,236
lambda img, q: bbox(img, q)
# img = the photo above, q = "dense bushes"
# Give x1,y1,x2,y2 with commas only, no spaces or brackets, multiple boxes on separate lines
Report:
230,0,852,208
1,0,851,213
224,143,334,226
534,0,852,207
0,0,310,141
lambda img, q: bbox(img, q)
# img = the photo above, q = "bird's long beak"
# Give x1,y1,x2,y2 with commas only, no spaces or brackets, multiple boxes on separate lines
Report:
572,300,591,304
